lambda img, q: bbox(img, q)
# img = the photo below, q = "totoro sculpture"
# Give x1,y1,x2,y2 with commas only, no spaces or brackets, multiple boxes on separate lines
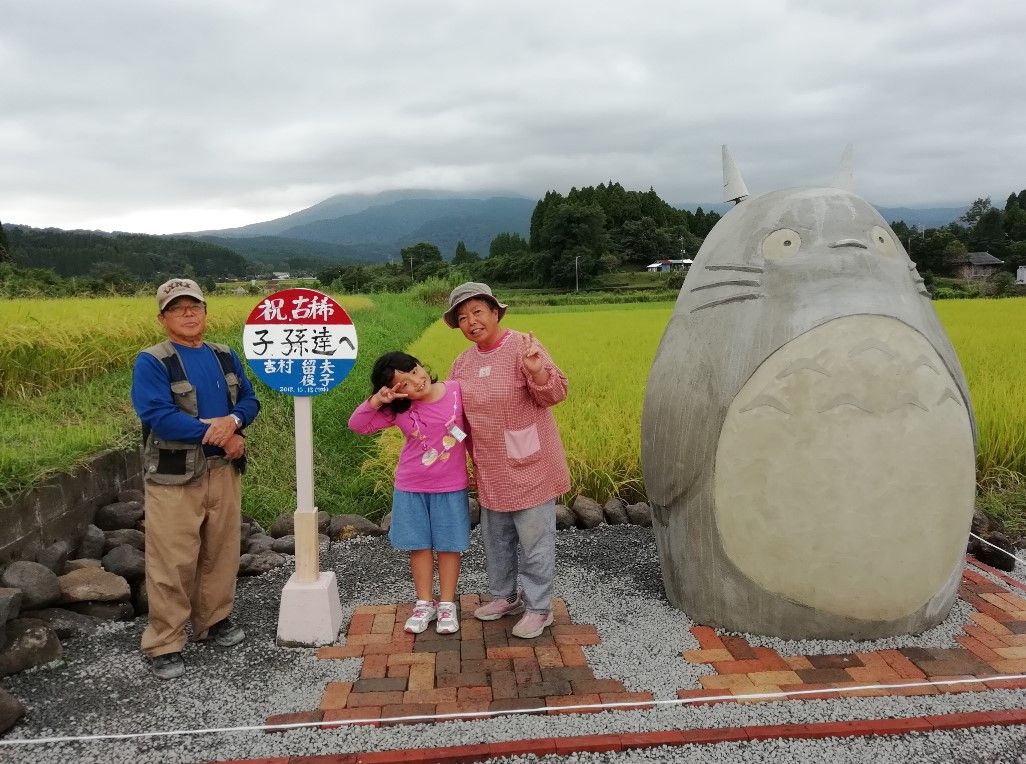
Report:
641,147,977,639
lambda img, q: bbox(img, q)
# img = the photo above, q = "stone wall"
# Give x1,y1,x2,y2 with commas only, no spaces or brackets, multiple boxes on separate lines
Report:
0,449,143,563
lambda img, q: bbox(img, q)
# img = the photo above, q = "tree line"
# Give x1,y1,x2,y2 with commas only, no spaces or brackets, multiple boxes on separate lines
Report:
317,183,721,291
892,190,1026,278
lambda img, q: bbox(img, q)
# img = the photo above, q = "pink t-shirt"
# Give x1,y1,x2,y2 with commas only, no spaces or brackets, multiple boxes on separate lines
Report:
347,381,469,493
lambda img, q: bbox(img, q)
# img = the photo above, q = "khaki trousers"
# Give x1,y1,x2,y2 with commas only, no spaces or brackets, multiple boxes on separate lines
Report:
141,463,241,657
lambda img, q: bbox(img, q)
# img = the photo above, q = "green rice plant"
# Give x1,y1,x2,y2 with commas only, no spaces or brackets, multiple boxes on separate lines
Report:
0,294,372,399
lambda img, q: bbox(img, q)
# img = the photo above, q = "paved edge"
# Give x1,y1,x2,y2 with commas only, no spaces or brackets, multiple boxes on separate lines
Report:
209,707,1026,763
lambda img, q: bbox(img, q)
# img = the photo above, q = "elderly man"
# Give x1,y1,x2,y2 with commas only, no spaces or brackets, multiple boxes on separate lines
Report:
131,278,260,679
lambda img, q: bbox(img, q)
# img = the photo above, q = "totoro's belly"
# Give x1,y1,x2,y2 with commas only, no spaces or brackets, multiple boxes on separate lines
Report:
714,315,975,622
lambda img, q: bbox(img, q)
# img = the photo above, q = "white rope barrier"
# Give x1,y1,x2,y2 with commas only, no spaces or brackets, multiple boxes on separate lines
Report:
969,532,1026,568
2,673,1025,747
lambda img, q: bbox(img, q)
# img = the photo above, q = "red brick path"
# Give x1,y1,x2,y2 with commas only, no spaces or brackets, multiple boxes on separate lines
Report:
677,556,1026,705
265,595,652,730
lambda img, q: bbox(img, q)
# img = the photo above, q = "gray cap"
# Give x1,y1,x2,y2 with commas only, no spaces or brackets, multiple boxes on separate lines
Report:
443,282,508,328
156,278,205,311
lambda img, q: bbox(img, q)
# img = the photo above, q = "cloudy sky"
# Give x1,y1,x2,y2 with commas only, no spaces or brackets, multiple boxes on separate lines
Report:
2,0,1025,234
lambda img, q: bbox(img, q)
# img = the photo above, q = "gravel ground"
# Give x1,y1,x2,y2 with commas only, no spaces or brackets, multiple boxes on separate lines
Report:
1,527,1024,764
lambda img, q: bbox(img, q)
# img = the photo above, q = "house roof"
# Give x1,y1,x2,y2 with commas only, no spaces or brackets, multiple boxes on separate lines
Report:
955,251,1004,266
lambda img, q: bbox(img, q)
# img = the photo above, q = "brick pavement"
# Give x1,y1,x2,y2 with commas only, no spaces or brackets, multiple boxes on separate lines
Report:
677,556,1026,705
265,595,653,730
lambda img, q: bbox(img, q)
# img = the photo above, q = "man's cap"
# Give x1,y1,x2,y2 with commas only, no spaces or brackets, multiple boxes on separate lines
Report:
443,282,508,328
156,278,205,311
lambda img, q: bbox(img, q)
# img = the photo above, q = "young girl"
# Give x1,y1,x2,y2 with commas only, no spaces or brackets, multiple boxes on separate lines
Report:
347,351,470,634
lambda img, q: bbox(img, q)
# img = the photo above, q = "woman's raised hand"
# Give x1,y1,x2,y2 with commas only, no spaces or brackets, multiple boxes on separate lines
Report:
522,332,544,375
370,384,407,409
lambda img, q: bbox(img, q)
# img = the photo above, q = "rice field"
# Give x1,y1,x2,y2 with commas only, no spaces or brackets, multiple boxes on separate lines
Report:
0,294,373,399
374,298,1026,505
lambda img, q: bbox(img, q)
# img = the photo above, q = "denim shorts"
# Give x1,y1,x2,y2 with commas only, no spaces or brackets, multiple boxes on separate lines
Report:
389,489,471,552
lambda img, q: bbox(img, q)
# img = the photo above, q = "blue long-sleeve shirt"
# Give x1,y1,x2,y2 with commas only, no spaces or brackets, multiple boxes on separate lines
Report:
131,342,260,456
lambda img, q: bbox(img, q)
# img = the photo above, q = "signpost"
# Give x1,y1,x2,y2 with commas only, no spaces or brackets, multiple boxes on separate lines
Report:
243,288,358,645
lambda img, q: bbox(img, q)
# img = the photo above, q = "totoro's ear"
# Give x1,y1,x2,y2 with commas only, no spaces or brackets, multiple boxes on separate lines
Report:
830,144,855,192
722,145,750,204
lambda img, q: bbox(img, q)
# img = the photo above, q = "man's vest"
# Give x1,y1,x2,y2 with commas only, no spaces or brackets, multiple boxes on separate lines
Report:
140,340,241,485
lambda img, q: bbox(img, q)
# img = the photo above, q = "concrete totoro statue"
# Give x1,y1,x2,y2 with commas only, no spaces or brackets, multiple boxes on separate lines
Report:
641,147,976,639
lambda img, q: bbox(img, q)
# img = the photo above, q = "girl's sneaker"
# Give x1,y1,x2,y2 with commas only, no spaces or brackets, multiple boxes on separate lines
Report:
404,600,438,633
436,601,459,634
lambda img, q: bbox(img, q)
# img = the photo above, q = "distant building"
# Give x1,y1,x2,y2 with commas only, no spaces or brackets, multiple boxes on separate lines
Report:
950,252,1003,281
1017,266,1026,285
646,259,692,273
271,272,291,280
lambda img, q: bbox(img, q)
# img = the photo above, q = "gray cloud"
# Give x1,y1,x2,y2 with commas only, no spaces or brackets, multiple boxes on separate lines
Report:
2,0,1025,232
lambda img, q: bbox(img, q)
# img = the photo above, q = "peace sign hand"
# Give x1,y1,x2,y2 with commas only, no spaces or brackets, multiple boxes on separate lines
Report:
370,385,408,410
522,332,544,375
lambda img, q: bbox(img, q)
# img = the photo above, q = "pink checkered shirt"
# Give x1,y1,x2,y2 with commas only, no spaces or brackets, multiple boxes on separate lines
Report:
449,330,570,511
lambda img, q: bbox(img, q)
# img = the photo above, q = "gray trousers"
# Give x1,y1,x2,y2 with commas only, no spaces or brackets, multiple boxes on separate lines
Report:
480,501,556,613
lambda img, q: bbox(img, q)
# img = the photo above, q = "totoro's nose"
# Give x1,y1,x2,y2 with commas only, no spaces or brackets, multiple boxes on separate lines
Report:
829,238,868,249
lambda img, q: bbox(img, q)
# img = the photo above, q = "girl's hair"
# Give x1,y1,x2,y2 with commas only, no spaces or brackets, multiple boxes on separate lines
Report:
370,351,437,414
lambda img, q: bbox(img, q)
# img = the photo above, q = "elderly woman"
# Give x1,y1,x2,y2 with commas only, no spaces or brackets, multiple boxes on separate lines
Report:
444,282,570,639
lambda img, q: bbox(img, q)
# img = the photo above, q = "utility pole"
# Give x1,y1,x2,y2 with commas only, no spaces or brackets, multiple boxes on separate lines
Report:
575,255,580,293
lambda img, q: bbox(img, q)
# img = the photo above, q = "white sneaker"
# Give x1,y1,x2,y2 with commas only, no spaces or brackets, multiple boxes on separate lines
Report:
436,601,460,634
404,600,438,634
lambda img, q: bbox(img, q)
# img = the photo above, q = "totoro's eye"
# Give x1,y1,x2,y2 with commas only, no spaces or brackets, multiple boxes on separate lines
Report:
762,228,802,260
870,226,899,258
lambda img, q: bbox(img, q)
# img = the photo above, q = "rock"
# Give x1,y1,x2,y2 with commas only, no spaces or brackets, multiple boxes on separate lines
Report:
319,533,330,552
117,488,145,504
58,567,131,603
101,545,146,582
133,579,148,616
1,561,61,610
65,601,135,621
28,608,102,640
379,513,392,534
268,514,294,539
317,511,331,534
64,559,102,573
971,509,992,537
246,534,276,554
554,504,576,530
468,498,481,528
974,531,1017,572
0,686,25,734
103,528,145,553
271,535,296,554
626,502,652,527
572,496,604,529
35,541,72,574
328,514,386,539
248,519,265,537
603,498,629,525
238,551,287,576
0,618,61,677
94,501,144,531
76,524,106,560
0,588,24,626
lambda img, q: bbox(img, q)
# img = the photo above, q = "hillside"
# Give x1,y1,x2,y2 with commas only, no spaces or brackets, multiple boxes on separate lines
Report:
4,225,252,279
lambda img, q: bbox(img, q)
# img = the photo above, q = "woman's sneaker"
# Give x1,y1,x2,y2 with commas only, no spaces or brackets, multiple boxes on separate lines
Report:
436,601,459,634
511,611,554,639
150,651,185,680
404,600,438,633
473,591,525,621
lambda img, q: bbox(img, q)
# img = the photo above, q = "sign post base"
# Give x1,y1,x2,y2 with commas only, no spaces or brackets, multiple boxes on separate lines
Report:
276,571,343,647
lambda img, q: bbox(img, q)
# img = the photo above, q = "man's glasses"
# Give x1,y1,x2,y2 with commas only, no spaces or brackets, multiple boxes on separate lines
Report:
163,302,205,317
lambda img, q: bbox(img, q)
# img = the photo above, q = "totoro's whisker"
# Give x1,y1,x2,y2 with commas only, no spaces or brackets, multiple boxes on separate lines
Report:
690,293,762,313
689,279,762,293
705,264,764,273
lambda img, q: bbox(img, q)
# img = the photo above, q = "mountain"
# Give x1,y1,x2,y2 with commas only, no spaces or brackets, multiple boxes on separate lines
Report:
187,193,535,264
876,206,966,229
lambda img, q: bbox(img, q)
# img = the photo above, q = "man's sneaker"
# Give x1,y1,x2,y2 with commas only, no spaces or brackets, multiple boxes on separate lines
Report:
473,591,525,622
436,601,459,634
150,651,185,680
209,617,245,647
404,600,438,634
511,611,554,639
